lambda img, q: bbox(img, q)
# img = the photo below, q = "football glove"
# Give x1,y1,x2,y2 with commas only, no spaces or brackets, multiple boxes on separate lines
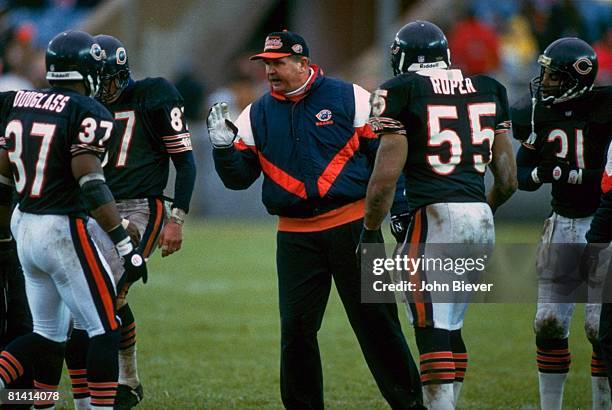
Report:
356,226,386,273
207,102,238,148
390,212,411,243
532,160,581,184
579,242,608,287
115,238,148,295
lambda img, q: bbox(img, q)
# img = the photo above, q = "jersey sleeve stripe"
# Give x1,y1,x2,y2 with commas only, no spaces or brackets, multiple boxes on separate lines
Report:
166,146,192,154
161,132,191,140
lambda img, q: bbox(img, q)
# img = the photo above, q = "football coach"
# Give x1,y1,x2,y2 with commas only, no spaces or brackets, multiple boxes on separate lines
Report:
208,31,423,409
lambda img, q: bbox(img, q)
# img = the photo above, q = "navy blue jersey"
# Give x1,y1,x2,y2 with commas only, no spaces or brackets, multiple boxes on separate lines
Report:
512,86,612,218
0,88,114,214
102,78,192,200
372,69,510,210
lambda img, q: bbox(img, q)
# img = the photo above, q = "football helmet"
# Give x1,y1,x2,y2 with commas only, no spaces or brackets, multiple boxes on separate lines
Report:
46,30,105,98
390,20,450,76
94,34,131,103
530,37,598,105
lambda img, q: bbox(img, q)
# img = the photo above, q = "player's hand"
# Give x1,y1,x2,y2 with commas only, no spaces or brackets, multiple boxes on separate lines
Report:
115,239,148,294
390,212,411,243
207,102,238,148
124,219,141,247
157,221,182,257
356,226,385,271
579,242,607,286
534,160,577,184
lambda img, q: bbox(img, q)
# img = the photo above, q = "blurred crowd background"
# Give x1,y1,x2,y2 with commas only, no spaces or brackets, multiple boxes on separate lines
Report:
0,0,610,221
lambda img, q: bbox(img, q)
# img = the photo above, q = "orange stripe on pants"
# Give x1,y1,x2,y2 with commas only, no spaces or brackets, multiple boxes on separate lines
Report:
76,219,118,330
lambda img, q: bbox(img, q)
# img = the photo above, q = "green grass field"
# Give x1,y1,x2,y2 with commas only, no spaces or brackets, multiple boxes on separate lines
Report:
55,221,598,409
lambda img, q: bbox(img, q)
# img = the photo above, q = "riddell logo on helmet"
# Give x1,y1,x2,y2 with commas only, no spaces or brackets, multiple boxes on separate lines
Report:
418,62,439,68
264,36,283,50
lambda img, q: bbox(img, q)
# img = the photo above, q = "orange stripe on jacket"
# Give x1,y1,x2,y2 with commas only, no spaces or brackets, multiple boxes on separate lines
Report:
76,220,118,330
258,153,307,199
356,123,378,139
143,199,163,258
317,132,360,197
278,199,365,233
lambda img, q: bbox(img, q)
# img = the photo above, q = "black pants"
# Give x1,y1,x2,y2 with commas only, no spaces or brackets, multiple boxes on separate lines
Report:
277,219,422,409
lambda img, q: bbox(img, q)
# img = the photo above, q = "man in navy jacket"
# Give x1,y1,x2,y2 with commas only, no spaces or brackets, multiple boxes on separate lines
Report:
208,31,423,409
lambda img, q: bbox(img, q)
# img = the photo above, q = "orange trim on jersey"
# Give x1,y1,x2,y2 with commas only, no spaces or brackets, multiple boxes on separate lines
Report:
258,153,307,199
453,353,468,360
68,369,87,376
317,132,360,197
76,220,118,330
420,351,454,361
72,387,89,394
2,352,24,375
278,199,365,233
143,199,163,258
602,173,612,194
409,210,426,327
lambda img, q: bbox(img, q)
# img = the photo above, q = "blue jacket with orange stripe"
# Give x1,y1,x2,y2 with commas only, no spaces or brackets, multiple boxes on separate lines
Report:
213,66,408,226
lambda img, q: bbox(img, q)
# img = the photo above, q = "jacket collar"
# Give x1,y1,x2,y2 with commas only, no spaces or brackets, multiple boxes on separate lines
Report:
270,64,323,102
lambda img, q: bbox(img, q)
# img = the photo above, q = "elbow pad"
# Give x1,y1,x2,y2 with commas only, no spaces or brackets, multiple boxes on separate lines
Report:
79,173,115,210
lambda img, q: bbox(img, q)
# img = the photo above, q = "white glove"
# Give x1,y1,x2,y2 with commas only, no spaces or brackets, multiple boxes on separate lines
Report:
207,102,238,148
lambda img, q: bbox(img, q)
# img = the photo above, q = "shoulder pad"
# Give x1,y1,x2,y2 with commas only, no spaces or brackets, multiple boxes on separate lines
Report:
74,94,114,121
139,77,184,108
588,86,612,124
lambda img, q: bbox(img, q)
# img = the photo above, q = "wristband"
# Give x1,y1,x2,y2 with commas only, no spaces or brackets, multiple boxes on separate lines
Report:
170,207,185,225
107,224,129,245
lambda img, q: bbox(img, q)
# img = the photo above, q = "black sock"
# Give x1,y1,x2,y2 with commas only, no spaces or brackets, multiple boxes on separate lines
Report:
65,329,90,401
88,329,120,408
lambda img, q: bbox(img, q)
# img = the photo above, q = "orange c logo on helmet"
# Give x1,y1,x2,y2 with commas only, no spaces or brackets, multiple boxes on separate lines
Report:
116,47,127,65
573,57,592,75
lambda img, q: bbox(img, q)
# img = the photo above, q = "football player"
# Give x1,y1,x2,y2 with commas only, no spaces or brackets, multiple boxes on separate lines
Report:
0,90,34,408
0,30,147,409
581,142,612,395
363,21,517,409
513,37,612,410
63,34,197,410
